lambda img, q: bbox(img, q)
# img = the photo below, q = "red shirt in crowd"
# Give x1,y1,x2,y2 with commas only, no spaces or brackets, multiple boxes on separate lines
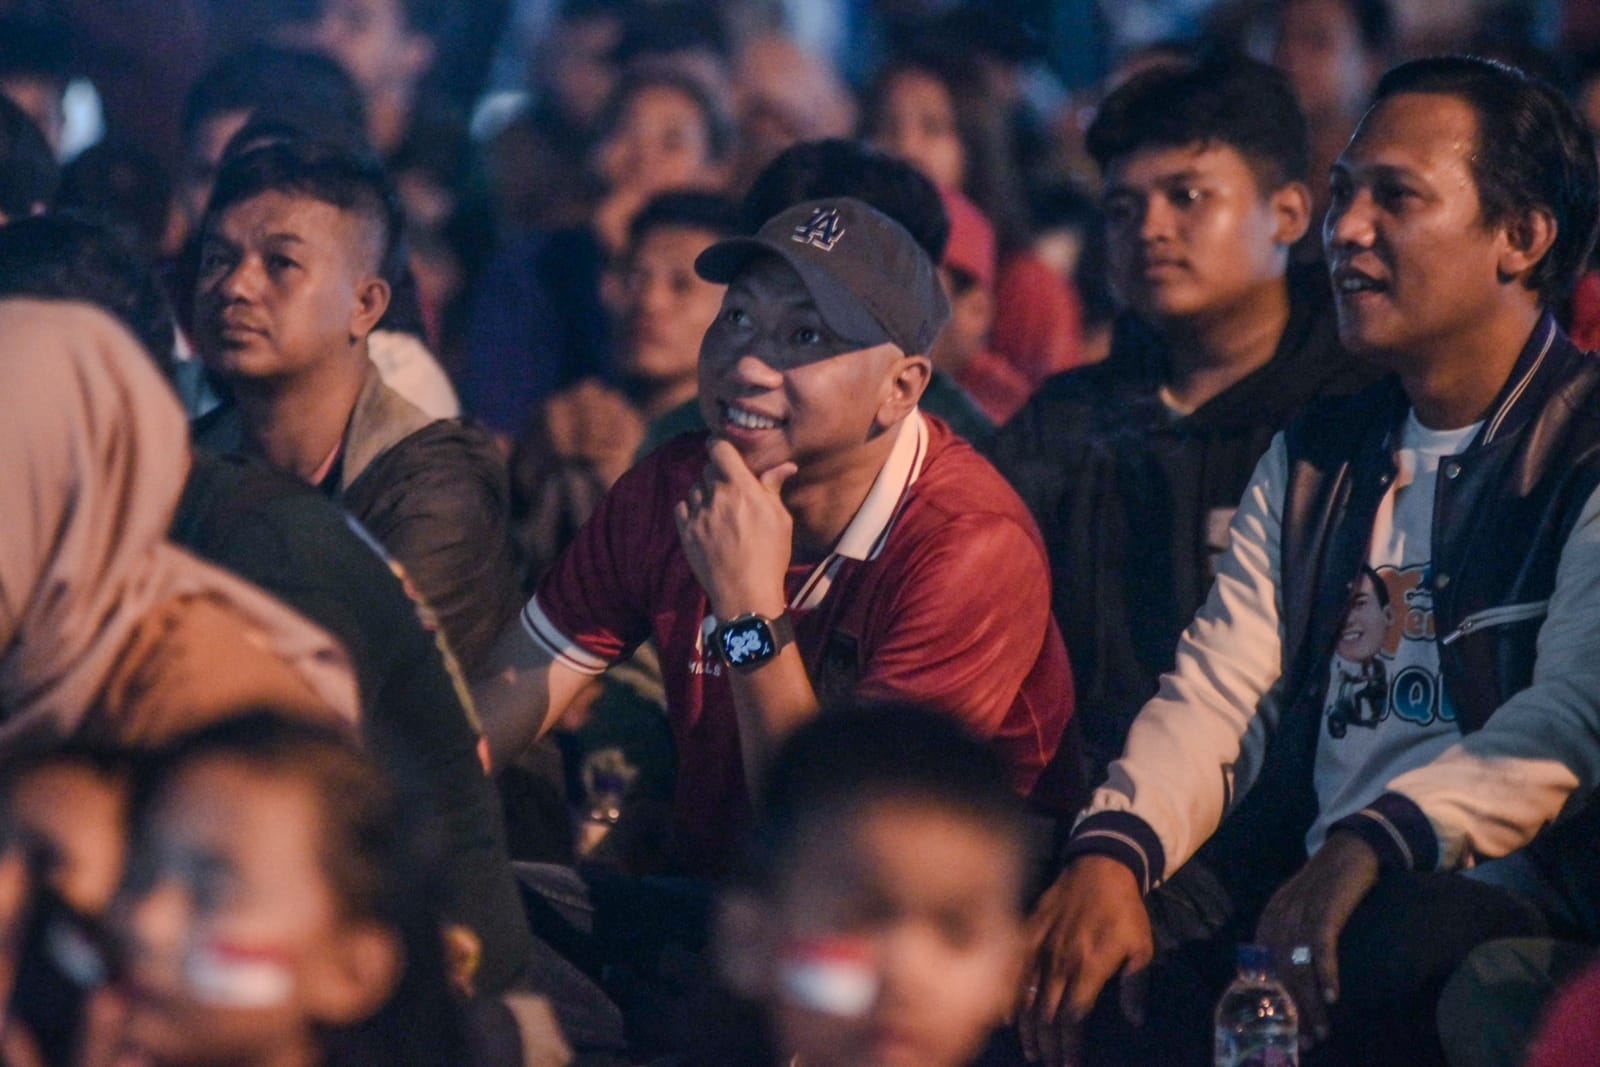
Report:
992,251,1085,389
1568,269,1600,352
1527,954,1600,1067
955,349,1036,426
523,412,1075,875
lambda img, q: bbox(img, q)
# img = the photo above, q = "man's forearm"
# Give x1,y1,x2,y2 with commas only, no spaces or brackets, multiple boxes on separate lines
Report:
470,617,592,772
725,644,821,796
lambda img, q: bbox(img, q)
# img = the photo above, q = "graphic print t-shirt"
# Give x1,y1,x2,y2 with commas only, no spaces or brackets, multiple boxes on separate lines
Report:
1308,412,1482,851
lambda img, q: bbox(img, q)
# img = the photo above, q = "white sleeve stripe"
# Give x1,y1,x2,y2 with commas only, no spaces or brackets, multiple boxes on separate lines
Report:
1072,829,1153,891
521,598,611,675
1361,809,1415,869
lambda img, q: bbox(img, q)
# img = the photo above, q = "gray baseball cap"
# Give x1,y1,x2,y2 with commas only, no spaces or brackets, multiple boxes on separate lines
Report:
695,196,951,356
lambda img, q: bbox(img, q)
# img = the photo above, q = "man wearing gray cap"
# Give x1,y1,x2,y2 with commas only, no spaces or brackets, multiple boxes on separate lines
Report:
474,196,1076,877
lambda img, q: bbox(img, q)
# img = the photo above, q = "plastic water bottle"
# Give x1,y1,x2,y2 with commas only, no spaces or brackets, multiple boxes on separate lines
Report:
1214,944,1299,1067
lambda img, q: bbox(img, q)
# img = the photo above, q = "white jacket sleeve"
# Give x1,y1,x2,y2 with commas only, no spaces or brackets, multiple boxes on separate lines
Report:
1368,482,1600,870
1072,435,1291,890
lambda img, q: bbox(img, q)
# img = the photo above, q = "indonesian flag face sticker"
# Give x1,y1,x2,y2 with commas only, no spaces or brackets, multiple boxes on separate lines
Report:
183,938,295,1009
778,935,879,1018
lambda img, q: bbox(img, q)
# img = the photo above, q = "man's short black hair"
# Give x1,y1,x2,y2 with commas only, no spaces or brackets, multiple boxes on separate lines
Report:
628,190,740,248
0,93,56,218
204,139,405,283
741,138,950,260
0,213,176,371
747,702,1030,897
181,45,367,150
1372,55,1600,305
1087,54,1310,191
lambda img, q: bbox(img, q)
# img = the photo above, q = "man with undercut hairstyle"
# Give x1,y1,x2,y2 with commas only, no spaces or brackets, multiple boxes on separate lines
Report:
1018,56,1600,1067
192,140,519,677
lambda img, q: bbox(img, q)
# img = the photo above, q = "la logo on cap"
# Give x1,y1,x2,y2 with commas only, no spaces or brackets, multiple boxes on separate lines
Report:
791,206,846,252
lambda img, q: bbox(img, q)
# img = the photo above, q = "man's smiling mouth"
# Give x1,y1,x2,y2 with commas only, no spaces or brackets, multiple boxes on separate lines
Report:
721,401,785,430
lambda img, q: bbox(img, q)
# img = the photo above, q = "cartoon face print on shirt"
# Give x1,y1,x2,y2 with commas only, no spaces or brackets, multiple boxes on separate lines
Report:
1326,565,1395,738
1337,565,1393,663
1324,563,1457,739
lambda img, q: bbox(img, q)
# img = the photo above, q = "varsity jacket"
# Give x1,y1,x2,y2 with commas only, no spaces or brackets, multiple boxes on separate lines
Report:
1064,313,1600,904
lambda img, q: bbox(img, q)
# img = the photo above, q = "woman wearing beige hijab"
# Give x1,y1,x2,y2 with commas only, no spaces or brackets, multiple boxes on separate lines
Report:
0,298,359,752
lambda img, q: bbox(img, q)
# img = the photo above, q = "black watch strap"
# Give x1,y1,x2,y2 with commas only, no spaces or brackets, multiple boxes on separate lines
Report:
768,610,796,650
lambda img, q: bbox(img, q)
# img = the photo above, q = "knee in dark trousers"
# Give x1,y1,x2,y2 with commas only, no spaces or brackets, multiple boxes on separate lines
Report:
1066,867,1545,1067
1315,871,1547,1067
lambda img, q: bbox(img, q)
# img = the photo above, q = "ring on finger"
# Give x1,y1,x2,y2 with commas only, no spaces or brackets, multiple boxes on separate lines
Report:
1289,945,1313,967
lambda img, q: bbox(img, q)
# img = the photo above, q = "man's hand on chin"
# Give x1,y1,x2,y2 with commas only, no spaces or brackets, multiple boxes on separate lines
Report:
674,438,798,618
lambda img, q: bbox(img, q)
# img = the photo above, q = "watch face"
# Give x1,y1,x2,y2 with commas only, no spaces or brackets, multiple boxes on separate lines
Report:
720,618,777,667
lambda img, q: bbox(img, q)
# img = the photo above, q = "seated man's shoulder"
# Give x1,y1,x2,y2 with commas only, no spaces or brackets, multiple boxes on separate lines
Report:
367,417,510,497
908,425,1049,547
988,326,1159,462
1014,356,1135,424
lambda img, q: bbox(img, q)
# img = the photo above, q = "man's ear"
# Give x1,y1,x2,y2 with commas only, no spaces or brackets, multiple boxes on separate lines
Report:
349,275,391,344
1269,180,1313,246
876,350,932,429
1497,206,1558,290
303,920,403,1026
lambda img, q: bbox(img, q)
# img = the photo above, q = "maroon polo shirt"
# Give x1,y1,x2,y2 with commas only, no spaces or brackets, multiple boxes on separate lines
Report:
525,412,1074,874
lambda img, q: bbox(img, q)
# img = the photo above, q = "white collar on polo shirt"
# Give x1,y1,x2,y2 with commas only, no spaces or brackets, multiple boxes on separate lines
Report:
790,409,929,612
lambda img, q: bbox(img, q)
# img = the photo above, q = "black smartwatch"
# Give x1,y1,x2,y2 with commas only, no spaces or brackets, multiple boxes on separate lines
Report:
712,611,796,671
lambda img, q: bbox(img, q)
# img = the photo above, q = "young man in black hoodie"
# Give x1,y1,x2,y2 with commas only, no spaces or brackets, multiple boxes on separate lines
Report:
990,55,1377,787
